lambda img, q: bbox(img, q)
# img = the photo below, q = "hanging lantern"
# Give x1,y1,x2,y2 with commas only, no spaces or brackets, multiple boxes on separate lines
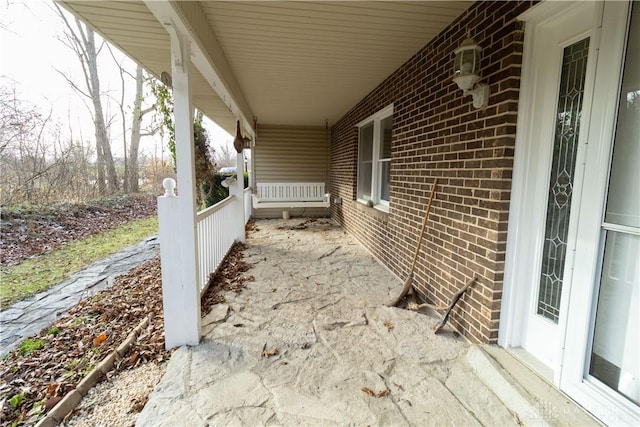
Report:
233,120,244,153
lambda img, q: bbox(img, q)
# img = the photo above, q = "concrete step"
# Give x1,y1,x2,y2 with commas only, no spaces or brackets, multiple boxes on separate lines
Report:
466,345,601,426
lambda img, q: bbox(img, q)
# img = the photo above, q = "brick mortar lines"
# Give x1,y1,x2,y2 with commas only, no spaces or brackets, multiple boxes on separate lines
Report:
330,1,535,343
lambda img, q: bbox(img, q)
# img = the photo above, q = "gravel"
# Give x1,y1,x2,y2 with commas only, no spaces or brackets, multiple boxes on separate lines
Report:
62,362,166,427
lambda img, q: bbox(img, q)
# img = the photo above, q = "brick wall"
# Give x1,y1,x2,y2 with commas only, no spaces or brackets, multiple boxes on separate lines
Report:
330,0,536,343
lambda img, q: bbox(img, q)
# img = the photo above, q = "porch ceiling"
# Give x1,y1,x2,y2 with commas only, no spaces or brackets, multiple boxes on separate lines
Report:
59,1,471,134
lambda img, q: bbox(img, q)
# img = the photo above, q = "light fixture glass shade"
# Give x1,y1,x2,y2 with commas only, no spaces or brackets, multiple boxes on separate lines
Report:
453,38,482,90
453,74,481,92
452,37,489,108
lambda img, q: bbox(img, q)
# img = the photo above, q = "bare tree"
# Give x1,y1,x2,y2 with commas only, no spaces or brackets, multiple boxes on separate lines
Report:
214,142,236,169
128,66,156,192
0,81,96,204
54,4,118,195
106,44,130,192
106,43,156,193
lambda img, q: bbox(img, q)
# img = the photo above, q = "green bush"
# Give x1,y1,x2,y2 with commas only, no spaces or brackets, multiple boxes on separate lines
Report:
199,172,250,209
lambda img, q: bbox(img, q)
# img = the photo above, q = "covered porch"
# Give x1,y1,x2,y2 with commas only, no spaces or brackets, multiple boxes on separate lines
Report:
55,1,639,424
57,0,478,348
137,218,596,426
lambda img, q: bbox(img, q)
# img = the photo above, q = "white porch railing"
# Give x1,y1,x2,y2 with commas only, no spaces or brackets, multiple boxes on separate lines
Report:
158,154,247,349
196,196,236,295
244,187,252,224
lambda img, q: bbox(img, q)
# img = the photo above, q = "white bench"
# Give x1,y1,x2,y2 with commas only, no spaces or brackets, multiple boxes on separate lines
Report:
252,182,330,209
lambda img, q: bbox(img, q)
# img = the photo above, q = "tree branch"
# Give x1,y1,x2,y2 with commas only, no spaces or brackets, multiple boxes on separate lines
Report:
53,67,91,99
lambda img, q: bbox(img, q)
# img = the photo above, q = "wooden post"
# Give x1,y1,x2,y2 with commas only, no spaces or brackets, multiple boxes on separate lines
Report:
158,29,200,349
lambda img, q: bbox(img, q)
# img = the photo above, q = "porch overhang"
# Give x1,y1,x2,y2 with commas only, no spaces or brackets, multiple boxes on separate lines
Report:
56,0,472,133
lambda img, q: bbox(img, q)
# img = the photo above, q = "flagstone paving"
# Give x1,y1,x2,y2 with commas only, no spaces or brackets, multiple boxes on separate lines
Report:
0,236,159,355
138,219,597,427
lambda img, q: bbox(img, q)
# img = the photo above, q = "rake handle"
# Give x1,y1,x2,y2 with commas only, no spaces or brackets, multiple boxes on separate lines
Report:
386,178,438,307
408,178,438,273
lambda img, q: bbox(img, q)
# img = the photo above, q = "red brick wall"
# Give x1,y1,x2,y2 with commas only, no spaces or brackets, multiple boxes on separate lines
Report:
330,0,536,343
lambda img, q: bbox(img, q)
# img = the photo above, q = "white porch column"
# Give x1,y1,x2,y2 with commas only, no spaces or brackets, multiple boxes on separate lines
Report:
159,28,200,349
235,151,246,242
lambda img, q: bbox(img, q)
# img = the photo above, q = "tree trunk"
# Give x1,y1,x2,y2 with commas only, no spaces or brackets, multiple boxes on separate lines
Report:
128,66,144,193
85,28,118,194
96,140,106,195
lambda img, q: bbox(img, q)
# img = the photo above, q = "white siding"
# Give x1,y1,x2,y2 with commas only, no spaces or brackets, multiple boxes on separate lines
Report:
254,125,329,218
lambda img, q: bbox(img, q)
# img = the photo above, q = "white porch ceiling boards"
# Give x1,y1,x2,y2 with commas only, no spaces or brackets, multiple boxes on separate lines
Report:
59,1,471,132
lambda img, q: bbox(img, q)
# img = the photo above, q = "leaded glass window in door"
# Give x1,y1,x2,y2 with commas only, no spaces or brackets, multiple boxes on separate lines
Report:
537,38,590,323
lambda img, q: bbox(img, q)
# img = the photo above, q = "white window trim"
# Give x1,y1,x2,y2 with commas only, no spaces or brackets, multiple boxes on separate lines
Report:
356,104,393,211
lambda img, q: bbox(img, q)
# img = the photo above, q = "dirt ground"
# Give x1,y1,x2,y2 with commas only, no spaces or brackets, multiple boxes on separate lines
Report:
0,194,157,266
0,194,254,426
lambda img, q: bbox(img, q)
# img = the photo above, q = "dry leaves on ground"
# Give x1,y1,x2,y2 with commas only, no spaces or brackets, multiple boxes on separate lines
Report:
1,240,252,427
0,194,157,266
276,218,317,231
361,387,391,398
201,243,253,315
0,258,168,426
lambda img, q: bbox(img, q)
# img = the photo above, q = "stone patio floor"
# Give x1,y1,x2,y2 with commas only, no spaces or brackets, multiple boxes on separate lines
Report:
137,218,598,427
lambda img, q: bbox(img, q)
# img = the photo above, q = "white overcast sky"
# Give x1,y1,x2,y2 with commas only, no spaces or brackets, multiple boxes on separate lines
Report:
0,0,233,159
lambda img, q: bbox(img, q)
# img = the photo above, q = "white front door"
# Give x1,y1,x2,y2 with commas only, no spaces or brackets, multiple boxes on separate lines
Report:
501,0,599,370
502,0,639,424
561,1,640,424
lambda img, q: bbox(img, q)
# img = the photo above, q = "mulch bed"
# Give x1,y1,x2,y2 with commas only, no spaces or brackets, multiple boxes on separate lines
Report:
0,194,157,266
0,241,253,426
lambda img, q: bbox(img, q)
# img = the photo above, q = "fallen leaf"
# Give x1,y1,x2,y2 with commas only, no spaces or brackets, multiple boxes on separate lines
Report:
377,389,390,397
260,343,280,357
45,383,57,395
361,387,390,398
361,387,376,397
261,348,279,358
384,320,394,331
92,333,107,346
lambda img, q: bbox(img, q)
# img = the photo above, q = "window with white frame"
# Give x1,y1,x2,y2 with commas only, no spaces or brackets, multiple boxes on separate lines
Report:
357,105,393,208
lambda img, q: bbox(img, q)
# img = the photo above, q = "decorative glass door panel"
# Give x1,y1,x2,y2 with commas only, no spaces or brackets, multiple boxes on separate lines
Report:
537,38,591,323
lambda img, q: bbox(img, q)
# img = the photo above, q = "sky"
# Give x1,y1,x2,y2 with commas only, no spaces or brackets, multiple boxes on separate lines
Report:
0,0,234,160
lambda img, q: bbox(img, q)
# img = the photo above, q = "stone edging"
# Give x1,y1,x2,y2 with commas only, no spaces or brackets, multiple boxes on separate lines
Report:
34,316,151,427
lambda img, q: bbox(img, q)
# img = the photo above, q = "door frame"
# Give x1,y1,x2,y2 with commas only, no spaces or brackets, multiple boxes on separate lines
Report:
500,0,638,424
499,0,600,376
560,1,639,424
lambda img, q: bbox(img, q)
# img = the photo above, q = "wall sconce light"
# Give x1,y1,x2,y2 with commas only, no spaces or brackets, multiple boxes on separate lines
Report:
242,136,252,149
453,37,490,109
